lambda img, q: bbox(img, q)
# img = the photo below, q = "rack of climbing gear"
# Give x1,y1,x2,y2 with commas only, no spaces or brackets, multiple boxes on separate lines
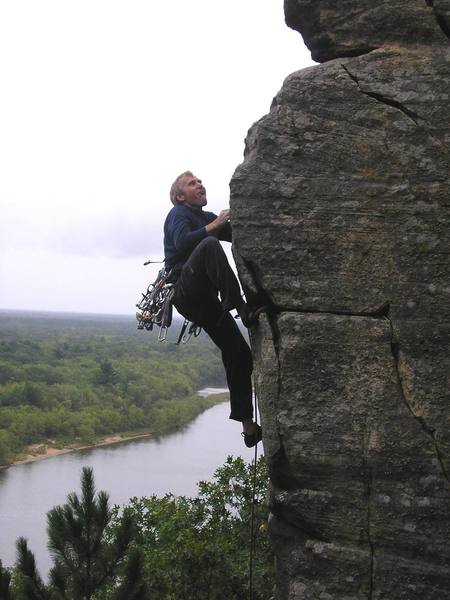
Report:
135,266,174,341
135,261,201,343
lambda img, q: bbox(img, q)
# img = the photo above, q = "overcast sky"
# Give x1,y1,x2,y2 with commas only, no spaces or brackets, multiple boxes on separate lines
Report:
0,0,314,315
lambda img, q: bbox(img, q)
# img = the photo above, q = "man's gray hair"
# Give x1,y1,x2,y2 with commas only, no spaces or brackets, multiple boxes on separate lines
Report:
169,171,193,205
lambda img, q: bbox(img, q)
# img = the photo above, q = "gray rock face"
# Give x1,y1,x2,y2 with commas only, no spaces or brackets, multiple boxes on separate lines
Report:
284,0,449,62
230,2,450,598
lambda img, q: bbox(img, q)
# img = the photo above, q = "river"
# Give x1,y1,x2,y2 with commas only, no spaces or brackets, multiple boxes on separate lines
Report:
0,394,261,576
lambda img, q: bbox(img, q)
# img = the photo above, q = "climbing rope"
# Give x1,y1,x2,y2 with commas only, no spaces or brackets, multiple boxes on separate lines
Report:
248,383,259,600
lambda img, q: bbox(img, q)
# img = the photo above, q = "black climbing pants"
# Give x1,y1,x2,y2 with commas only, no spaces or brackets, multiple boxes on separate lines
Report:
173,237,254,422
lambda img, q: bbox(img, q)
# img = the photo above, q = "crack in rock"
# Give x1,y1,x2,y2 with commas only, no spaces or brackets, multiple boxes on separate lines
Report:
341,65,420,125
386,316,450,486
361,90,420,125
266,313,283,418
240,256,275,310
274,303,390,319
341,64,450,155
269,502,327,542
238,253,282,400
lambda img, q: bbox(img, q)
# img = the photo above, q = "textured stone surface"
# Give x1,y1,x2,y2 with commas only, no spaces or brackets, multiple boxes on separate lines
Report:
284,0,449,62
231,2,450,598
232,46,450,319
252,314,450,598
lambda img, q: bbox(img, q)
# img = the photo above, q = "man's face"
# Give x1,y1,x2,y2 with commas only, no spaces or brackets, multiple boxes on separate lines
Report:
178,174,207,208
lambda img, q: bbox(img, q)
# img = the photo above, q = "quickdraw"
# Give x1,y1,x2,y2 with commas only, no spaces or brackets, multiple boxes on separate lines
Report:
135,264,201,343
176,319,202,344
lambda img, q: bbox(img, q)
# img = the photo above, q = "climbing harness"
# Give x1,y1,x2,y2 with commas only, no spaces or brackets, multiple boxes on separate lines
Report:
135,261,201,343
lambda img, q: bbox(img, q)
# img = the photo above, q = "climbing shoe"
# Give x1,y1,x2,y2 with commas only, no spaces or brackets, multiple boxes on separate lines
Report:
242,424,262,448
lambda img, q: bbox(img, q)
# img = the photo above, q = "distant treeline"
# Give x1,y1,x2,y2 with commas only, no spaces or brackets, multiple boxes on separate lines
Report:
0,312,229,466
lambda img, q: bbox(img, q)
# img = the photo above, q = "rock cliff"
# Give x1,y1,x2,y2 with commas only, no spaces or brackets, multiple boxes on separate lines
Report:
230,1,450,598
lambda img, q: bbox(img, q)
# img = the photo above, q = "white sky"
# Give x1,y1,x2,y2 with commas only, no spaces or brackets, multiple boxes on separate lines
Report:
0,0,314,315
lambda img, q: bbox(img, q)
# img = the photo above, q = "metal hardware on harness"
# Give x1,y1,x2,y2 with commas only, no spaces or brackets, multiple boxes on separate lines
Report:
136,267,201,343
136,268,174,342
184,322,202,343
176,319,189,345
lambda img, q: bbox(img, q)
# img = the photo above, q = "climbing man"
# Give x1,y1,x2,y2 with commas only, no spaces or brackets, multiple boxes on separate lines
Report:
164,170,262,447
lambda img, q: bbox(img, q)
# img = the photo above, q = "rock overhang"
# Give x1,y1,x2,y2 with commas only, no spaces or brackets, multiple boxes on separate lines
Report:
284,0,449,62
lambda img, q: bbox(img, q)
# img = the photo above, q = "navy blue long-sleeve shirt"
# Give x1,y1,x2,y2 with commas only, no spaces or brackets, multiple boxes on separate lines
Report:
164,204,232,276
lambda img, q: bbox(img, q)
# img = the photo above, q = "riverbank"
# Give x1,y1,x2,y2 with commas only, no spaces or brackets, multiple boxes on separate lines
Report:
5,390,229,469
11,432,153,466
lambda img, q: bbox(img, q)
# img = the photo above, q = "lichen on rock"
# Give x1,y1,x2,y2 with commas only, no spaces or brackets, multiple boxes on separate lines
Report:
231,2,450,598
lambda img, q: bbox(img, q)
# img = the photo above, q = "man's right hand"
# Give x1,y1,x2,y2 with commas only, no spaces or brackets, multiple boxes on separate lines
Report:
206,209,230,234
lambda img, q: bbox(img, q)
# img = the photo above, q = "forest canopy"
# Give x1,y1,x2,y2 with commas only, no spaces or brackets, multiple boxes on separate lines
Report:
0,311,229,466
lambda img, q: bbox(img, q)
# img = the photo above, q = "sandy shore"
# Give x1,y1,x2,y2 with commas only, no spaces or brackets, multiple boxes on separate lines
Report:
10,433,152,467
5,390,228,469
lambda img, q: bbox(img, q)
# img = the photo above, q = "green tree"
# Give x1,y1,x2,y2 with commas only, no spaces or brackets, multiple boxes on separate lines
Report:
14,537,50,600
9,467,147,600
23,383,44,408
0,560,13,600
94,360,118,386
117,456,273,600
0,430,14,466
